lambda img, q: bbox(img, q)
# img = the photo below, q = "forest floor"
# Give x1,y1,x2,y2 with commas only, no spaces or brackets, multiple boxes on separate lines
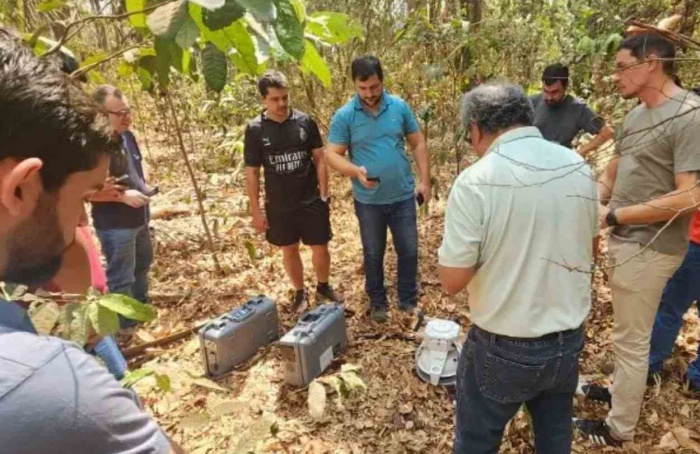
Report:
122,135,700,454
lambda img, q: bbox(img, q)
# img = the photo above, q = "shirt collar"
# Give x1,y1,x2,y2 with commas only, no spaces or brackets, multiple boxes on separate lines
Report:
486,126,542,154
0,300,36,334
261,109,296,123
353,90,392,114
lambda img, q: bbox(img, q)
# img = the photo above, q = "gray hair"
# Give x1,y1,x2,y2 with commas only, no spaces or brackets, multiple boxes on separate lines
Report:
460,82,534,135
93,84,123,105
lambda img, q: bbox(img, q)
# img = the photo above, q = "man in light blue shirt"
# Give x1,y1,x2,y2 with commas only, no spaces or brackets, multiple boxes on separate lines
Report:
326,56,431,322
439,82,598,453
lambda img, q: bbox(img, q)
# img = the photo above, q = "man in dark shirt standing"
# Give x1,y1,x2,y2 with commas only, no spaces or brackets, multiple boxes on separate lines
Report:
245,70,341,311
90,85,154,327
531,64,613,157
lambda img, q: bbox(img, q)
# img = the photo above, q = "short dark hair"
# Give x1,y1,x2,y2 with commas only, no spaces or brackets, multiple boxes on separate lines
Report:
257,70,288,97
619,33,676,75
0,28,120,191
542,64,569,89
461,82,534,135
351,55,383,82
93,85,124,105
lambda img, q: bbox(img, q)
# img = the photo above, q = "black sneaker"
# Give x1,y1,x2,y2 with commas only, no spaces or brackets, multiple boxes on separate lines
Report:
290,289,309,313
574,419,622,447
370,306,388,323
316,283,344,303
398,302,417,314
576,383,612,406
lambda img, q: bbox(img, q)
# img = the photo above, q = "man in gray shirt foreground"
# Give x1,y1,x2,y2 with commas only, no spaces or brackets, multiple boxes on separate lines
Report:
0,29,183,453
531,63,613,157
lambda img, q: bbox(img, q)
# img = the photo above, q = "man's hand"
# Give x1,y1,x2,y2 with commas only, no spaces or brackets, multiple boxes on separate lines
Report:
599,204,610,229
119,189,150,208
355,166,378,189
252,209,267,234
416,181,432,204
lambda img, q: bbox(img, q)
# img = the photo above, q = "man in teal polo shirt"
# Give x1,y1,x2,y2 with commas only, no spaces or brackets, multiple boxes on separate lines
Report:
326,55,431,322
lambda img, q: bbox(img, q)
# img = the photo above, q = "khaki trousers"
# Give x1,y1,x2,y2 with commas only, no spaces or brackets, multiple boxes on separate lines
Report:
606,238,684,440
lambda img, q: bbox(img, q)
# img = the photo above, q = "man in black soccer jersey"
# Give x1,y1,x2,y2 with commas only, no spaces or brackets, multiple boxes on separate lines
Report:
245,70,342,312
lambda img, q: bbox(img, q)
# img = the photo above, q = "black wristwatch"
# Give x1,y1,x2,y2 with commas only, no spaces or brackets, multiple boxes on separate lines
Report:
606,208,619,227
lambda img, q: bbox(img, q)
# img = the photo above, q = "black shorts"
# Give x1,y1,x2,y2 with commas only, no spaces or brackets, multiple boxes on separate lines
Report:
266,199,332,247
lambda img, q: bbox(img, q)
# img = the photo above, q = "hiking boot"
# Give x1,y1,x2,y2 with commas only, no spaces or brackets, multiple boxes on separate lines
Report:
316,283,344,303
370,306,388,323
576,383,612,406
290,289,309,313
574,419,623,447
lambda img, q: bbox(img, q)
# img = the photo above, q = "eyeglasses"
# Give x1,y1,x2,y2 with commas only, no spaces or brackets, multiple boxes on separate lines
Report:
106,107,132,117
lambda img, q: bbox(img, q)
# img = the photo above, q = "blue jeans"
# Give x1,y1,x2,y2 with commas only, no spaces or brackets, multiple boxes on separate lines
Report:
649,241,700,387
96,225,153,327
454,325,584,454
92,336,128,380
353,197,418,308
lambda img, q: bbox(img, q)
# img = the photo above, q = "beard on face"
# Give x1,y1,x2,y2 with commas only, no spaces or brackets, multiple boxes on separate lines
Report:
2,193,69,286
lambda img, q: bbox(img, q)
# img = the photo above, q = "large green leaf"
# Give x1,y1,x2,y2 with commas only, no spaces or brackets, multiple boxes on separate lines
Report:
236,0,275,22
155,37,173,86
300,39,330,87
289,0,305,21
29,301,60,335
121,368,155,388
147,0,188,40
97,294,157,322
202,42,228,91
175,15,200,48
273,0,304,59
88,302,120,336
306,11,362,45
226,21,258,75
203,0,245,31
172,44,192,74
126,0,147,28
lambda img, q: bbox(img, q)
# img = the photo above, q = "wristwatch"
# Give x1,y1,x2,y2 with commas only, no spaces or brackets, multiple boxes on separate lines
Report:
606,208,619,227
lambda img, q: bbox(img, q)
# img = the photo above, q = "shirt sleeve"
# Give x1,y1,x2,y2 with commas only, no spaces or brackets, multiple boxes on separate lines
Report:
327,109,350,146
672,101,700,174
307,117,324,149
578,103,604,135
244,123,263,167
1,340,171,454
438,178,484,268
402,100,420,135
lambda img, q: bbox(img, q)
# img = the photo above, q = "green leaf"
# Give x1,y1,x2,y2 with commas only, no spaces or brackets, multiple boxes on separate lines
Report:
118,60,134,78
36,0,66,13
189,0,224,10
126,0,147,28
172,44,191,75
88,302,120,336
155,373,172,392
147,0,188,40
203,0,245,31
226,21,258,74
306,11,362,45
300,40,330,87
154,37,173,86
273,0,304,59
69,304,90,346
244,239,256,264
136,66,153,91
121,368,155,388
289,0,305,21
236,0,275,22
202,42,228,91
604,33,623,55
28,301,60,335
175,15,200,48
97,294,157,322
79,53,108,69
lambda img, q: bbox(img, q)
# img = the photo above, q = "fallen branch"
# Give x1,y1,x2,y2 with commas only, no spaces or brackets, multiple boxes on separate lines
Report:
123,321,208,358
